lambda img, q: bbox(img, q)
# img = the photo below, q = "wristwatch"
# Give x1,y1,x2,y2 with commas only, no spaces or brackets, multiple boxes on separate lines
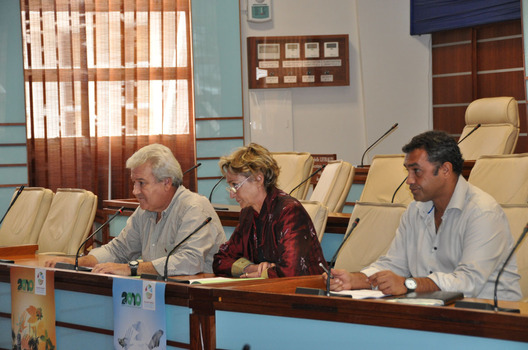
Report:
128,260,139,276
404,277,417,293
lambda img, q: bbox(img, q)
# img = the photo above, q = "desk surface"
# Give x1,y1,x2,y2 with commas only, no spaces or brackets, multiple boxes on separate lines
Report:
2,254,526,349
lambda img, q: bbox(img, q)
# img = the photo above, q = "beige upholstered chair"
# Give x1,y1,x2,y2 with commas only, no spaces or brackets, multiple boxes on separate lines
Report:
458,96,519,160
37,188,97,255
334,202,407,271
299,200,329,242
309,160,354,213
0,187,54,246
359,154,413,205
468,153,528,205
271,152,314,200
501,204,528,301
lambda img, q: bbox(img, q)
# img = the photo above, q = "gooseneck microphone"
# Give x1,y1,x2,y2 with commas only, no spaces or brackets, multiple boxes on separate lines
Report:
296,218,360,297
322,218,360,296
391,123,482,203
457,123,481,145
54,206,125,271
493,222,528,311
163,217,212,281
75,206,125,270
209,175,225,202
359,123,398,167
289,164,327,196
0,186,25,225
455,222,528,313
183,163,202,175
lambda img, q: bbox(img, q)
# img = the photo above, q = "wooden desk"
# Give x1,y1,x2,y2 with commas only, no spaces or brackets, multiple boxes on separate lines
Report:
1,256,527,350
192,275,528,349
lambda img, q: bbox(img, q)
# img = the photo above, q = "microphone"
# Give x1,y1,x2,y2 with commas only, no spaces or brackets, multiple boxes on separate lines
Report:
455,222,528,313
209,175,225,202
54,206,125,271
162,217,212,281
391,123,481,203
359,123,398,167
457,123,481,145
0,186,25,225
296,218,360,297
289,164,327,196
183,163,201,175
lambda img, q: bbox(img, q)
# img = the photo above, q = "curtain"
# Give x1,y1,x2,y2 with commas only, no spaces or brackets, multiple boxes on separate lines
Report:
20,0,196,207
411,0,521,35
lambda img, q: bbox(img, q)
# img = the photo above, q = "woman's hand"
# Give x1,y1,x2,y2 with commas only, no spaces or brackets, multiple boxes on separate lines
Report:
242,262,276,277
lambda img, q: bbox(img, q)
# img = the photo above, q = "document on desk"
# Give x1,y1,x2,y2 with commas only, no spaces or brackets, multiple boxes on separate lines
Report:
330,289,386,299
188,277,265,284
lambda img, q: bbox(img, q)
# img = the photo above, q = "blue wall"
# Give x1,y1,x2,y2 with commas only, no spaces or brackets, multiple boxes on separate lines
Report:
0,0,27,214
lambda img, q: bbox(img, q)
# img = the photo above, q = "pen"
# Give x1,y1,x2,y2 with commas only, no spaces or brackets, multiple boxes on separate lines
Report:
319,262,333,279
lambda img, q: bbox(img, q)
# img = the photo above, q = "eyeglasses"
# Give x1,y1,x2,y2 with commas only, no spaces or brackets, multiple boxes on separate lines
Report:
226,176,251,194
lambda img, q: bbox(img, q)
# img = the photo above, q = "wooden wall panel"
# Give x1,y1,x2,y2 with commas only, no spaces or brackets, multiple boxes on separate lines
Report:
432,76,473,104
477,72,525,97
432,19,527,154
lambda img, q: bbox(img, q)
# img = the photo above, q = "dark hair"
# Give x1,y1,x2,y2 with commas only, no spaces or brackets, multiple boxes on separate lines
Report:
402,130,464,175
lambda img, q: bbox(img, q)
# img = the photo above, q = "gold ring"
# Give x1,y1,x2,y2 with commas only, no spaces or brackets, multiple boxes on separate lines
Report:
245,272,248,277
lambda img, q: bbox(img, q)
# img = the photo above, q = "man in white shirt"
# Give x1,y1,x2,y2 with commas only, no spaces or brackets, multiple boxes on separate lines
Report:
46,144,225,277
327,130,521,300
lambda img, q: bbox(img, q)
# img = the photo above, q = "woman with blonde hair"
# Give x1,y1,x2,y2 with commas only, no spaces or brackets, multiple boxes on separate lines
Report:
213,143,327,278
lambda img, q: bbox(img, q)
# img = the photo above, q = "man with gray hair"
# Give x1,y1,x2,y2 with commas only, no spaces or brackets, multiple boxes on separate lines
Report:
46,144,226,277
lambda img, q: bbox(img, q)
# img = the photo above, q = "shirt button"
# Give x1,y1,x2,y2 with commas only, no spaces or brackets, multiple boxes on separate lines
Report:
433,247,438,250
429,271,433,274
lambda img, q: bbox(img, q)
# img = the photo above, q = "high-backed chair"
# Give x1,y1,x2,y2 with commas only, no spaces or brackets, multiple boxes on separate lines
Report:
468,153,528,205
309,160,354,213
359,154,413,205
334,202,407,272
500,204,528,301
271,152,313,200
37,188,97,255
458,96,519,160
299,200,329,242
0,187,54,246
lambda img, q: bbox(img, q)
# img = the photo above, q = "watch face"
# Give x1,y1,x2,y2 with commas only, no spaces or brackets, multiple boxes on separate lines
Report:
405,278,417,289
129,261,138,267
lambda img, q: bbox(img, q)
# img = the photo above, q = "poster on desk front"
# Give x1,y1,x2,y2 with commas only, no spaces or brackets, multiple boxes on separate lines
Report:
10,266,56,350
113,278,167,350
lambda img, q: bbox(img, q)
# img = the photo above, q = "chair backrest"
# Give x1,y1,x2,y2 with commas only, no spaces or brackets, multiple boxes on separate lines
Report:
309,160,354,213
0,187,54,246
299,200,329,242
37,188,97,255
459,96,519,160
468,153,528,205
359,154,413,205
500,204,528,301
334,202,407,272
271,152,314,200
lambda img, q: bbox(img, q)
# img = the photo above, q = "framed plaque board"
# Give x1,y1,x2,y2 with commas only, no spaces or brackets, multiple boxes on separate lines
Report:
247,34,349,89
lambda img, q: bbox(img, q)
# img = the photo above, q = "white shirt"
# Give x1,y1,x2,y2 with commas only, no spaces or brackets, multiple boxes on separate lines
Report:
89,186,226,276
362,176,522,301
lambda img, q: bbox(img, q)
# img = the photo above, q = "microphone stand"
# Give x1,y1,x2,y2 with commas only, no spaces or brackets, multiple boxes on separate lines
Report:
296,218,360,297
455,223,528,313
75,206,125,270
54,206,125,271
457,124,481,145
0,186,25,225
162,217,212,281
359,123,398,167
183,163,202,176
209,176,228,210
289,164,326,196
